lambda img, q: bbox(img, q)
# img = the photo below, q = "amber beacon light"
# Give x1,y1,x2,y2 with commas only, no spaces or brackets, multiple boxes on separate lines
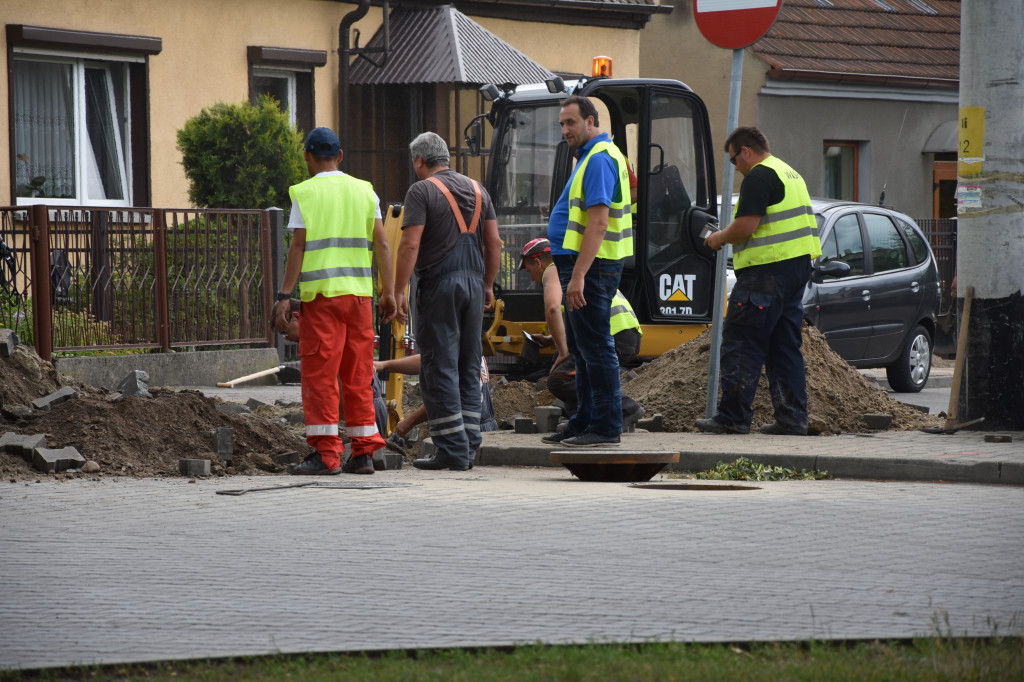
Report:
592,56,613,77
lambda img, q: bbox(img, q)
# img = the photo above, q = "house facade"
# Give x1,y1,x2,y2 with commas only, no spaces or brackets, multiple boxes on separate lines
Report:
642,0,960,221
3,0,664,210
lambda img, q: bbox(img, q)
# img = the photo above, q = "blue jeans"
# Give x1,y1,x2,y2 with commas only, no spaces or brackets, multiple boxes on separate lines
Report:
553,254,623,437
716,255,812,429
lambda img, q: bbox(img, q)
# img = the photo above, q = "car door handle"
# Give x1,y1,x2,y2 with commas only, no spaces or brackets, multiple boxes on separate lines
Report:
910,281,920,293
861,289,871,302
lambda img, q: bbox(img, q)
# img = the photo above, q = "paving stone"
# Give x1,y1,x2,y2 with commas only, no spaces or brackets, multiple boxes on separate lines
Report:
270,451,301,466
246,398,270,410
115,370,152,399
636,413,664,432
210,428,234,462
31,386,78,411
533,406,561,433
863,412,893,430
31,446,86,473
382,451,403,470
0,432,47,457
1,404,33,419
0,328,20,357
514,417,536,434
284,411,305,426
178,459,211,476
215,402,250,415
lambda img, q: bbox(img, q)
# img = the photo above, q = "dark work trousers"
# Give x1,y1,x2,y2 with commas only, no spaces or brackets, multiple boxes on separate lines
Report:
414,231,485,467
716,254,812,430
553,254,624,438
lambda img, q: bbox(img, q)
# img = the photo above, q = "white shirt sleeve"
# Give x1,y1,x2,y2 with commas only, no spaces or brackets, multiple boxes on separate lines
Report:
286,198,305,230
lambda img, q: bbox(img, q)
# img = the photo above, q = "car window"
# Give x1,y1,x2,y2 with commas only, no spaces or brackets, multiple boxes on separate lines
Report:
896,217,929,264
863,213,908,273
821,213,864,277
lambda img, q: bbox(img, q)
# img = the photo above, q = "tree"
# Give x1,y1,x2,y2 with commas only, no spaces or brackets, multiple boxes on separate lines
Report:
177,95,306,209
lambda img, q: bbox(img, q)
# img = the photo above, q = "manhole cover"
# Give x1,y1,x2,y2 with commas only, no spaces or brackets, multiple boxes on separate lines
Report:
629,483,761,491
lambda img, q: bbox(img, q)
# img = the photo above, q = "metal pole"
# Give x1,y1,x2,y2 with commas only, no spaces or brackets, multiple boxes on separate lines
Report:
705,48,743,418
957,0,1024,428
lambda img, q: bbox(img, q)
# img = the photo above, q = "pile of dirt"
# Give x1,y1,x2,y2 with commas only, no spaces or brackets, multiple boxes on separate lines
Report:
1,345,310,481
491,324,940,435
624,325,938,433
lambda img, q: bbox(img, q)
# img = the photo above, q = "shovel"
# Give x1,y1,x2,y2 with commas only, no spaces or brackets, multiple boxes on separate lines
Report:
922,285,984,434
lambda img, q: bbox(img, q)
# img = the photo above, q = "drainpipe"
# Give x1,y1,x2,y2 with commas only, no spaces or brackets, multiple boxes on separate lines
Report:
338,0,390,171
339,0,371,171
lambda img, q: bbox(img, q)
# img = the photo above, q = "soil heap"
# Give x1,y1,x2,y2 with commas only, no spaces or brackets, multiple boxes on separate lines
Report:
1,344,310,481
490,324,940,435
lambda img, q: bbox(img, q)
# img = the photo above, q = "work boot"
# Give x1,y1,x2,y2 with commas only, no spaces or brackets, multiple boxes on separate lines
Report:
288,451,342,475
413,456,470,471
695,418,750,435
759,422,808,436
342,454,375,474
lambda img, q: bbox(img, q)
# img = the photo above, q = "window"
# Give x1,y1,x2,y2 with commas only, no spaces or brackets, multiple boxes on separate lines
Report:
823,141,858,201
252,68,297,126
13,54,136,205
821,213,864,277
862,213,908,273
7,25,160,206
896,218,929,264
247,47,326,136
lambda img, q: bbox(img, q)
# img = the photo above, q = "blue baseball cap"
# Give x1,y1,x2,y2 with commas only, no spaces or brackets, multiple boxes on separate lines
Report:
303,127,341,156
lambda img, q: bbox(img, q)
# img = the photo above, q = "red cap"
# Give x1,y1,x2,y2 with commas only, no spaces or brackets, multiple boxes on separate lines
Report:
518,238,551,269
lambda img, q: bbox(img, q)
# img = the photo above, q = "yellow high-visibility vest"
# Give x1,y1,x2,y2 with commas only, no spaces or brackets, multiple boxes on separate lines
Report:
609,290,642,337
732,156,821,269
562,140,633,260
289,174,376,300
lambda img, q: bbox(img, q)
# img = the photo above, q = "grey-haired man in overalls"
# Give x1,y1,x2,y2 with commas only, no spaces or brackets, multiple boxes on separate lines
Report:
393,132,502,470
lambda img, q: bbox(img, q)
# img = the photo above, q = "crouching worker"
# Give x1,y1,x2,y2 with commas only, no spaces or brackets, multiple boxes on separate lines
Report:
274,126,397,475
517,238,646,433
373,354,498,454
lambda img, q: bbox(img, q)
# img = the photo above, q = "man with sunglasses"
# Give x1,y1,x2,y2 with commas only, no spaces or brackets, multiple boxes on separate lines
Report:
698,126,821,436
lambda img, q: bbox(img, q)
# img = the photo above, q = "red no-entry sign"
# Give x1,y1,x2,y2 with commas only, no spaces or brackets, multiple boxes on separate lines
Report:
694,0,784,50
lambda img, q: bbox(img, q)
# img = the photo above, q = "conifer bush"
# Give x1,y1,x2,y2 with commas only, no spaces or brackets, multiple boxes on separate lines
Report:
176,95,305,209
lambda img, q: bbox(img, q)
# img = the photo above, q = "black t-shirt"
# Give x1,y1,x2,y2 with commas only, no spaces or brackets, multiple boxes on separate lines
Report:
733,163,786,218
401,169,496,275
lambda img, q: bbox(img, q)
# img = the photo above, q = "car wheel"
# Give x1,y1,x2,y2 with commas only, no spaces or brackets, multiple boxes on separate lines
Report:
885,324,932,393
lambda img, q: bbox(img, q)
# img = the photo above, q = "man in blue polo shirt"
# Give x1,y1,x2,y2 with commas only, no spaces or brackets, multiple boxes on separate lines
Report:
542,95,633,448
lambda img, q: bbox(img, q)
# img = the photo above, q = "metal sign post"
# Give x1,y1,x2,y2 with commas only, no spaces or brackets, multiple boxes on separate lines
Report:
705,48,743,418
693,0,784,418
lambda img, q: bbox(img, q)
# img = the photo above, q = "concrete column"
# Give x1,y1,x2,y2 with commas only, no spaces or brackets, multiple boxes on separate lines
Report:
957,0,1024,428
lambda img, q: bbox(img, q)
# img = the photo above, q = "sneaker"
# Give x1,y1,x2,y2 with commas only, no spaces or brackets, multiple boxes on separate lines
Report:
759,422,808,436
694,418,750,435
561,432,621,447
541,430,576,445
288,451,342,475
341,454,375,474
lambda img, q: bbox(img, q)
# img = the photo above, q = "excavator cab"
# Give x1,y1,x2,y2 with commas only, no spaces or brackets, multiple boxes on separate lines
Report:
476,73,721,365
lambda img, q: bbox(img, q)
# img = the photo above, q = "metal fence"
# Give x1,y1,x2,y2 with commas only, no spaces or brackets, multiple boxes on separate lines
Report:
0,204,279,361
916,217,957,311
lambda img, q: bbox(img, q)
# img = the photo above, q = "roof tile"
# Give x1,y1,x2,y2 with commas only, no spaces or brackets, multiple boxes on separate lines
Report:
753,0,960,84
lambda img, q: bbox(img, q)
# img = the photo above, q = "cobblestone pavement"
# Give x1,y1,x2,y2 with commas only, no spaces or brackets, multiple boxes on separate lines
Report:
2,468,1022,671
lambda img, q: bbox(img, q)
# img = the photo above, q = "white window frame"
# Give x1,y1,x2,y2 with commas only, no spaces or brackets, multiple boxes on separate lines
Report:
252,65,297,127
12,47,138,207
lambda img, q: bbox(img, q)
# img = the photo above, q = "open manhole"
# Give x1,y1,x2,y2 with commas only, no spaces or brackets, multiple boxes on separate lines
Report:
629,483,761,491
550,450,680,483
